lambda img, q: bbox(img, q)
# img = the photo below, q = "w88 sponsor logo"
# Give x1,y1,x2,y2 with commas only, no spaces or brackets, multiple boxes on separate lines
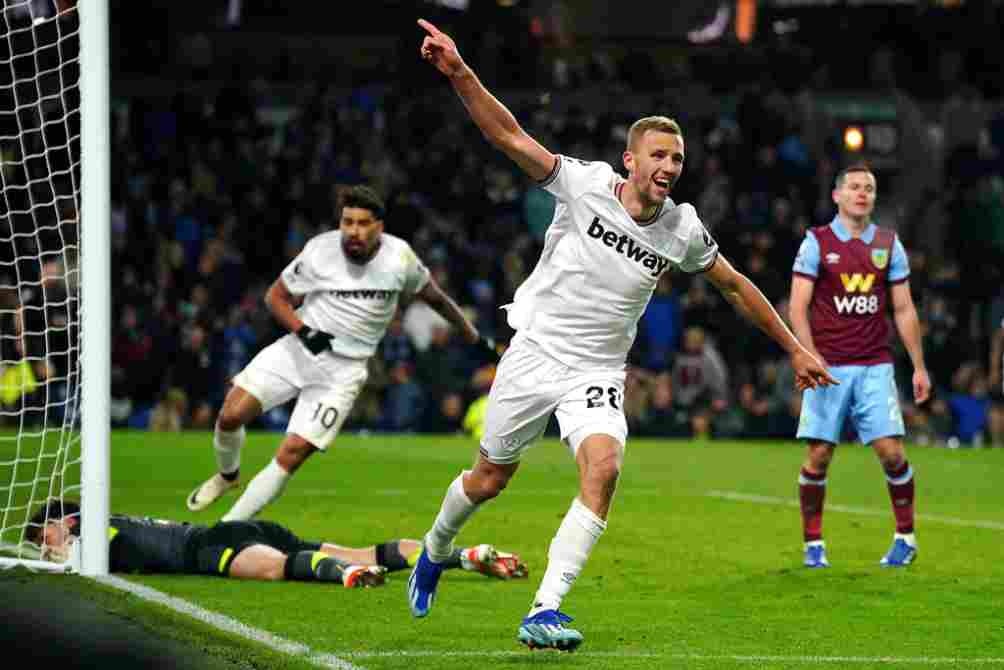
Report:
834,294,879,315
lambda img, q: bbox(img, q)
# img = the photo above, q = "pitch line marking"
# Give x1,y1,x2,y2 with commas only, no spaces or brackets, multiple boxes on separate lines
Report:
93,575,1004,667
95,575,366,670
708,491,1004,530
335,650,1004,664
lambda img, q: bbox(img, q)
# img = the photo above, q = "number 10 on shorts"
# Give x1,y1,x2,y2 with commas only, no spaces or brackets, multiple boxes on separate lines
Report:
312,403,339,428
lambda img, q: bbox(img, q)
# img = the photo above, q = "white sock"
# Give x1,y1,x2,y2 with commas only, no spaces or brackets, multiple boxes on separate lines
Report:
424,471,479,563
214,425,245,476
222,458,289,521
530,497,606,615
895,532,917,547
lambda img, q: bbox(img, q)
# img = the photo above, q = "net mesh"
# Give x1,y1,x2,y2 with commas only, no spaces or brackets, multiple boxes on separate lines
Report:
0,0,82,565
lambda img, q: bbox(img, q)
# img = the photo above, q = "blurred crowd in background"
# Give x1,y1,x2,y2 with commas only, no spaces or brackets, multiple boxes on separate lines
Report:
1,1,1003,447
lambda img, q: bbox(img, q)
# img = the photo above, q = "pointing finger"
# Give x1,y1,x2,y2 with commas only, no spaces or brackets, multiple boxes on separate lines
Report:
417,18,441,36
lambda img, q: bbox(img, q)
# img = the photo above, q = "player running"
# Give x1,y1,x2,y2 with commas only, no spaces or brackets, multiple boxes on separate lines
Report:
790,164,931,568
27,498,527,583
185,184,498,521
408,18,836,652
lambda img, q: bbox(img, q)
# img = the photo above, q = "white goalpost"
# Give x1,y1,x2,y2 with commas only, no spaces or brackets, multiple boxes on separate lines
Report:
0,0,108,575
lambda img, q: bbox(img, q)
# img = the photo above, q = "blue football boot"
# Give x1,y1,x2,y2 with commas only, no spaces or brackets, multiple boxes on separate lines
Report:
407,547,444,617
517,609,583,652
803,541,830,568
880,537,917,567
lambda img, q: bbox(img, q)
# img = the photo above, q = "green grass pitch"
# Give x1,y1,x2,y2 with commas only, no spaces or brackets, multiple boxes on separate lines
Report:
4,431,1003,669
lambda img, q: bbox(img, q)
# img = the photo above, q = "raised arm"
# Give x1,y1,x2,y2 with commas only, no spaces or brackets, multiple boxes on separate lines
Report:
418,18,556,182
704,254,836,391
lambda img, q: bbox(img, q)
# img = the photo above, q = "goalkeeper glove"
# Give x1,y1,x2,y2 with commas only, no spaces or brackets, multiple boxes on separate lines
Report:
297,325,335,356
477,335,506,363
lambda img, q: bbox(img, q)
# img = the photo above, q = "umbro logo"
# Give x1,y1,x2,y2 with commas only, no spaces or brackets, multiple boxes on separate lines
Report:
587,218,669,277
826,252,841,264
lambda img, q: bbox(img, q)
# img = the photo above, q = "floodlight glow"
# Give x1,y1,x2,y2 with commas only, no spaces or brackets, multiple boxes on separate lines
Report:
844,126,864,152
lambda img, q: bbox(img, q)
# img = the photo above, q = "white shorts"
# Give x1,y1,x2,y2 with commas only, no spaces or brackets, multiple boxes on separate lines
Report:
480,335,627,464
233,334,368,450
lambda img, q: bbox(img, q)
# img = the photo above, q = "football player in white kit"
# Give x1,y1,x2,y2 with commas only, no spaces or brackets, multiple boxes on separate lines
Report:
187,185,497,522
408,19,838,651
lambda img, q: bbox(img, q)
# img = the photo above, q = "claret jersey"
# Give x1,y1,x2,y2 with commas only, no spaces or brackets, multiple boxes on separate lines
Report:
792,218,910,366
504,155,718,369
281,231,430,359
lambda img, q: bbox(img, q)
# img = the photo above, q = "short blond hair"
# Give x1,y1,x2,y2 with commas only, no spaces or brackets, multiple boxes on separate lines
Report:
627,116,682,150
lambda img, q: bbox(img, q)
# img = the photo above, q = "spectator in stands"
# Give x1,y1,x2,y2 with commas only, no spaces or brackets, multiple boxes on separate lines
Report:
631,369,690,438
220,305,259,383
716,381,772,440
671,326,730,436
88,19,1002,449
636,274,682,372
381,311,416,370
622,366,652,437
760,358,801,438
380,361,425,433
112,303,156,416
403,266,452,352
0,337,39,421
169,322,218,429
921,293,961,389
947,363,991,446
415,323,470,407
990,317,1004,446
461,364,496,442
696,153,731,233
679,278,721,333
148,388,188,432
425,392,465,435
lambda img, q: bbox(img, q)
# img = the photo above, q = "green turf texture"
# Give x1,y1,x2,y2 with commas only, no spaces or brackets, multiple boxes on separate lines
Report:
6,431,1004,669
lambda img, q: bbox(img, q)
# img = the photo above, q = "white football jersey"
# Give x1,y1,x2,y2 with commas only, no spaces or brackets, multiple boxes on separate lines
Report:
504,155,718,369
281,231,430,359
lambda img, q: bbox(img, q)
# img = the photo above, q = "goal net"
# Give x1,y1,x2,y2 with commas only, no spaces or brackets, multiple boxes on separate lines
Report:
0,0,107,574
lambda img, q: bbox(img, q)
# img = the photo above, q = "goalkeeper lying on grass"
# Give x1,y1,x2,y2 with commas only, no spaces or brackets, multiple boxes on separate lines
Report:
27,499,527,587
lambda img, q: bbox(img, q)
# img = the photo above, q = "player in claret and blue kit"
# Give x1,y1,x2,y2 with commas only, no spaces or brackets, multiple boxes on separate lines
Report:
789,164,931,569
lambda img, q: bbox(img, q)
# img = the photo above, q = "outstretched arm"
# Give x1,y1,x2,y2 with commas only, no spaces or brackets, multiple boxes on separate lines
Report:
890,281,931,403
415,276,479,344
705,255,836,391
418,18,556,181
